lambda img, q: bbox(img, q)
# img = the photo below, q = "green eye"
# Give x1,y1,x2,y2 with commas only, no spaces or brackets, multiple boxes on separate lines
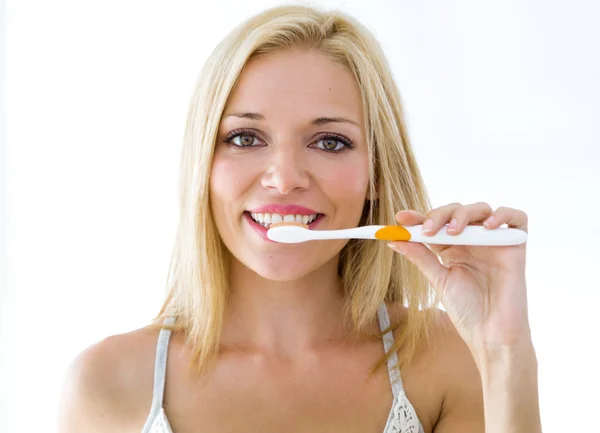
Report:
224,129,354,152
321,138,341,151
231,134,257,147
315,134,353,152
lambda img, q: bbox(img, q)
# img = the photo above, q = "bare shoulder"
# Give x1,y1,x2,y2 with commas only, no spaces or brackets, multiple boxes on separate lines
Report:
388,303,484,432
57,324,161,433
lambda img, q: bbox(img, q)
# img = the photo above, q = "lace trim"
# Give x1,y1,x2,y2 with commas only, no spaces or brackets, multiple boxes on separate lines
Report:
148,408,173,433
149,398,421,433
384,394,421,433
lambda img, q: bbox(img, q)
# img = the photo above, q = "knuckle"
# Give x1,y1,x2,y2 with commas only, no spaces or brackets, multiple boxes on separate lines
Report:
476,202,493,212
452,207,467,219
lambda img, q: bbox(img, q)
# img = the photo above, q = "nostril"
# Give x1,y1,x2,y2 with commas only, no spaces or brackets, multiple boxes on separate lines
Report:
260,163,311,193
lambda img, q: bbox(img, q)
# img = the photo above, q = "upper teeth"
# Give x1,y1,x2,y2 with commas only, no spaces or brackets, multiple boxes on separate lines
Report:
250,212,318,225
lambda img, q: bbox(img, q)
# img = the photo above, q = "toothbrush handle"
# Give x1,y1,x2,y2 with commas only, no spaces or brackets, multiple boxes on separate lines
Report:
405,224,527,246
308,225,527,246
308,226,382,240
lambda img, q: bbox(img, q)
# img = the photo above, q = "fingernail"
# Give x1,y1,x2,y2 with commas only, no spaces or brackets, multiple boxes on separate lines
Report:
422,219,433,232
448,219,458,230
484,216,495,226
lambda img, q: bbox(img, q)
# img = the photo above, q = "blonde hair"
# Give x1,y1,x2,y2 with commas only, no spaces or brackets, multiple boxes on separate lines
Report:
153,4,438,378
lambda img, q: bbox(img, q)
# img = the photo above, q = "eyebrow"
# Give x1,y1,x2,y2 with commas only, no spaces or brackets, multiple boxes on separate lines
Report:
223,112,361,128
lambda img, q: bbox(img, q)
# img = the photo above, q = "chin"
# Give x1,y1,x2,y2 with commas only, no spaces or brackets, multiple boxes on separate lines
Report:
247,255,328,282
257,263,315,282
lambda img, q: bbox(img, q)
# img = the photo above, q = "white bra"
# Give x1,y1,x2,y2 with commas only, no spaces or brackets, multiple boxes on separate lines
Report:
141,303,424,433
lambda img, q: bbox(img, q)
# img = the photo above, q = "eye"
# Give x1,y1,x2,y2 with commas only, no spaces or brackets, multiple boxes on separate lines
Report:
224,129,262,147
314,134,354,152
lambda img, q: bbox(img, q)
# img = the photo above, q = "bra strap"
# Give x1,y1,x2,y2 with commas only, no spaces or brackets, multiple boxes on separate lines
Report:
376,303,405,398
153,316,176,406
141,316,176,433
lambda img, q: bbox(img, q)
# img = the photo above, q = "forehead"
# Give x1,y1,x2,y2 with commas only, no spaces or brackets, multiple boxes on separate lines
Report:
224,49,364,124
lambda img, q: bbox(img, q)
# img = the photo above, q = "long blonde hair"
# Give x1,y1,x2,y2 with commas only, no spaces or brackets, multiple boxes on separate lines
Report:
153,4,438,378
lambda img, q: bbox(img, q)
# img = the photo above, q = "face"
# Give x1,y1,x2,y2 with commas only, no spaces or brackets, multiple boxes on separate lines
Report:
210,49,370,281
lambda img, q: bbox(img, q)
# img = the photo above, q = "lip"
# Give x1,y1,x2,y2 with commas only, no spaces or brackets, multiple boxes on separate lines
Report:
246,204,320,216
243,211,324,242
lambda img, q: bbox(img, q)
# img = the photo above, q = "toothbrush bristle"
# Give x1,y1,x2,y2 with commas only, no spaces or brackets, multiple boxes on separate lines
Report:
269,221,309,230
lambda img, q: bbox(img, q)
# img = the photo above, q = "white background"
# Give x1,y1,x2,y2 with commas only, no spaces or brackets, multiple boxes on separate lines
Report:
2,0,599,431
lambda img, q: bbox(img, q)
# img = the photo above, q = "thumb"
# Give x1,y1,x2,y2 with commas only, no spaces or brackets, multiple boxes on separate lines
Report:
388,241,449,292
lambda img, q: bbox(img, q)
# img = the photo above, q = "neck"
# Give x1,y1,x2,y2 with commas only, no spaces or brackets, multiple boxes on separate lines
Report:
220,255,356,356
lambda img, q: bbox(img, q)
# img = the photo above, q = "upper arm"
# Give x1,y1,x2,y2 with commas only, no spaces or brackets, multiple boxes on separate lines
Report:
430,311,485,433
57,334,148,433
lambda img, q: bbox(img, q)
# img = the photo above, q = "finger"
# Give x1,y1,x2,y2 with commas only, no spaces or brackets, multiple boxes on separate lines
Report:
421,203,463,237
388,241,449,291
446,202,494,235
396,206,459,256
485,206,529,233
394,210,426,226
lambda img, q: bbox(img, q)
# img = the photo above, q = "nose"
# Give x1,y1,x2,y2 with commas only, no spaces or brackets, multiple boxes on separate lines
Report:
261,144,310,194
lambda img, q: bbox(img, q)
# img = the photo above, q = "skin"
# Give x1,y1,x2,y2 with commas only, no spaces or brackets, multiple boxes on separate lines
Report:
210,48,371,353
392,206,541,432
57,48,541,433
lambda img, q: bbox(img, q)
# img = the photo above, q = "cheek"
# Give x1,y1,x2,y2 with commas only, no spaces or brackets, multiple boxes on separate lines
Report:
209,157,247,232
209,156,253,208
318,160,370,198
315,158,370,224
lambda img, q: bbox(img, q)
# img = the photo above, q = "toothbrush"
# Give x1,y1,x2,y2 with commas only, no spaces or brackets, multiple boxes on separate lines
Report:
266,222,527,246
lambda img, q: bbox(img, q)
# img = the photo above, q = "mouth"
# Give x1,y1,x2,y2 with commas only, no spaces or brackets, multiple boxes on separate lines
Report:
244,211,324,230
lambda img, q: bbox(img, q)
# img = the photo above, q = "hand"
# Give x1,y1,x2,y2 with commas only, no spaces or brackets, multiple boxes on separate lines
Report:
388,203,531,353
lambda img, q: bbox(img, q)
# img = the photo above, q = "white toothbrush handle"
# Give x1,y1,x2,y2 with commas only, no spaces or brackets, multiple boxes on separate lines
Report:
405,224,527,246
308,225,527,246
307,226,382,240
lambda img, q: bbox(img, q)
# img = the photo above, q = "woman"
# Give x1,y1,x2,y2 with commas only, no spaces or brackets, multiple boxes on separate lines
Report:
58,5,541,433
